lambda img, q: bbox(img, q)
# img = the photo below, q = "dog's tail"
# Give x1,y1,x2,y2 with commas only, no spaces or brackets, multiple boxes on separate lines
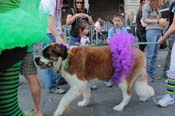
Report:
134,70,155,102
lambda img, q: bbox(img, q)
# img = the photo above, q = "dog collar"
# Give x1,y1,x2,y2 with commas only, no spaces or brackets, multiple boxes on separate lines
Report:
63,51,73,70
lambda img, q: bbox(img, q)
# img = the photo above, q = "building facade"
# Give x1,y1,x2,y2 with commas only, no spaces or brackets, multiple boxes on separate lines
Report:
62,0,140,23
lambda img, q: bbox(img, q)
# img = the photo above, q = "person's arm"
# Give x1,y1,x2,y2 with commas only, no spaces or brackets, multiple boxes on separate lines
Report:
84,14,93,24
159,15,175,43
66,14,77,25
107,28,113,39
48,0,64,44
95,22,102,31
142,3,167,25
67,13,93,25
84,9,93,24
142,4,157,24
48,15,64,44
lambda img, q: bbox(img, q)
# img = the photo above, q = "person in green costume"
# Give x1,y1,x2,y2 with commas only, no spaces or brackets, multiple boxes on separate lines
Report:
0,0,50,115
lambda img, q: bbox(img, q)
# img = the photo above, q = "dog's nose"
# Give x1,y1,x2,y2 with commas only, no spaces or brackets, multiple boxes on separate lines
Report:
35,57,41,66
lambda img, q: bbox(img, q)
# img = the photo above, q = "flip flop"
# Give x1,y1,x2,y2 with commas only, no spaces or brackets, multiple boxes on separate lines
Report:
24,110,35,116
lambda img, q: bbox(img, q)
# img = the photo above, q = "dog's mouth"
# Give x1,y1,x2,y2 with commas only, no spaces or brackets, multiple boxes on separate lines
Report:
35,57,53,68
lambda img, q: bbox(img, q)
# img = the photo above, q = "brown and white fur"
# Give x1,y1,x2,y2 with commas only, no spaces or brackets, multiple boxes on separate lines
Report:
35,44,154,116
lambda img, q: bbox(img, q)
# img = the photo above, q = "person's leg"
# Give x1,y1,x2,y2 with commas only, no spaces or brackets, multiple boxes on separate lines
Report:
163,39,174,77
43,33,65,94
137,31,146,52
0,62,24,116
146,30,161,80
20,53,43,116
0,47,27,116
43,68,52,91
146,30,157,80
25,75,43,116
149,30,162,79
158,43,175,107
105,80,112,87
43,68,65,94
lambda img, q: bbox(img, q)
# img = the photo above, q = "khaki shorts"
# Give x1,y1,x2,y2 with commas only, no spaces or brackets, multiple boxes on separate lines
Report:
20,53,37,77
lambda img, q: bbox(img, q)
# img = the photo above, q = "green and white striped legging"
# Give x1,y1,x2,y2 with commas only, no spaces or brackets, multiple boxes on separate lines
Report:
0,61,24,116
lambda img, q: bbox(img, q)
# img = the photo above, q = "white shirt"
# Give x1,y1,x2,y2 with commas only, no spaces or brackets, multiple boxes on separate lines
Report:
40,0,63,34
80,36,90,46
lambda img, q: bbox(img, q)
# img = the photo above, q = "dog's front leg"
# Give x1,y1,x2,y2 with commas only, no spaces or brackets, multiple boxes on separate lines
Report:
53,87,81,116
77,84,91,107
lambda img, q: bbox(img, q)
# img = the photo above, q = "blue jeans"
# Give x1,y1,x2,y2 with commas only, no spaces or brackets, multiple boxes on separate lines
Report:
146,30,161,78
69,36,80,45
43,68,63,91
47,33,56,42
43,33,65,91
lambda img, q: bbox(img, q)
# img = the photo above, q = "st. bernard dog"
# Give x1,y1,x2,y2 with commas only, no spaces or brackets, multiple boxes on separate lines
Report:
35,43,154,116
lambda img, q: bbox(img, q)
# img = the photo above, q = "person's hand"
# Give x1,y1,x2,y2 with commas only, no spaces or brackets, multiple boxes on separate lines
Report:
55,36,65,44
75,13,87,18
158,36,165,44
159,18,168,27
84,14,89,18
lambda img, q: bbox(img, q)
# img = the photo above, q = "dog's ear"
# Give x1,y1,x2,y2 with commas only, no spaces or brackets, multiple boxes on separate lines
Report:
55,44,68,60
43,46,52,59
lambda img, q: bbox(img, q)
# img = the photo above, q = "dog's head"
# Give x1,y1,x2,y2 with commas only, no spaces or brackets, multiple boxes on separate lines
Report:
35,43,68,71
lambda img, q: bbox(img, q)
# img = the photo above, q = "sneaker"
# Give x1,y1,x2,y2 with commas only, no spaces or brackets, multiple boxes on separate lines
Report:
157,94,175,107
148,77,154,82
151,75,161,80
163,71,168,78
165,79,168,83
105,81,112,87
90,85,97,90
49,88,65,94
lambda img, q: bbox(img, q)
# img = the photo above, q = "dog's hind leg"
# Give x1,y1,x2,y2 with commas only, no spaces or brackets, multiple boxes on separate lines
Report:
77,84,91,107
113,80,131,111
134,71,155,102
53,87,82,116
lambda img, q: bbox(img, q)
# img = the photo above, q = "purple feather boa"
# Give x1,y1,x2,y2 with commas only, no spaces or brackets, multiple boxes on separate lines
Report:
108,32,137,84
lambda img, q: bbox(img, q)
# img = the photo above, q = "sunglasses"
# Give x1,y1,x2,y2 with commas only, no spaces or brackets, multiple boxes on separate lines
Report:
76,2,84,4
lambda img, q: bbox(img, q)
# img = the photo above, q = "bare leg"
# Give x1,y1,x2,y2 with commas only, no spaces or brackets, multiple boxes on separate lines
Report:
113,80,131,111
25,75,43,116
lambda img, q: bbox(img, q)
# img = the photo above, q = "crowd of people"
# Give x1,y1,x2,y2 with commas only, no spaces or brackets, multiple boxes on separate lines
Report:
1,0,175,115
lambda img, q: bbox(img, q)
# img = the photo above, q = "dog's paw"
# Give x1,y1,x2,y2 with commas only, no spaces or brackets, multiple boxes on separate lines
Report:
77,101,89,107
53,111,63,116
139,97,148,102
113,105,124,111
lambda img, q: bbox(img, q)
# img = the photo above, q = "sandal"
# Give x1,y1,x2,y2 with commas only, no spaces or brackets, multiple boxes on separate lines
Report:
24,110,35,116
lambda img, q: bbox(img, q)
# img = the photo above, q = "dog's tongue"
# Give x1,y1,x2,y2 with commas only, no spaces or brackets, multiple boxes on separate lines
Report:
47,62,53,67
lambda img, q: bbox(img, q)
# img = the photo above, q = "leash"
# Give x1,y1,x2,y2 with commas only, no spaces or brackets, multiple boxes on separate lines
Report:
132,42,160,47
133,41,159,45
